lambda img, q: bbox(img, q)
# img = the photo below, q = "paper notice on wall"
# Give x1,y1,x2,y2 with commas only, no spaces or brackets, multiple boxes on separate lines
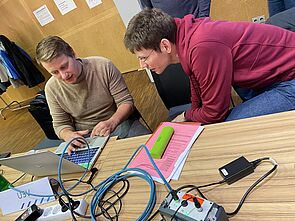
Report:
86,0,102,9
54,0,77,15
33,5,54,27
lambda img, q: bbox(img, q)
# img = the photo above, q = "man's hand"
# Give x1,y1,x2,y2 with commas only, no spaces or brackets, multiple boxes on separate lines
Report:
171,112,186,123
91,118,119,137
61,129,89,155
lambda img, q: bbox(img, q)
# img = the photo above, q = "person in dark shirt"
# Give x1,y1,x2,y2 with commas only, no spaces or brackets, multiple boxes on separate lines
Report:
138,0,210,18
266,7,295,32
267,0,295,16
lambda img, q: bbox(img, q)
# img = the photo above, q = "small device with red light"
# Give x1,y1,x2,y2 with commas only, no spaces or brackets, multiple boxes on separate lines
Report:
159,191,228,221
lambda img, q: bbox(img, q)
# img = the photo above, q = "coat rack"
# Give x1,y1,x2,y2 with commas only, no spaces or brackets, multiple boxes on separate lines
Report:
0,95,29,120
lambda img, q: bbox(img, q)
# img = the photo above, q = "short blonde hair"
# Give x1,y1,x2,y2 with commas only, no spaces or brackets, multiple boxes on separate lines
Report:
35,36,74,64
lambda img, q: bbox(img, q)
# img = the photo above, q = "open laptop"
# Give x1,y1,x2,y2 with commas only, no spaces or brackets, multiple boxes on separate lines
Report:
0,136,109,176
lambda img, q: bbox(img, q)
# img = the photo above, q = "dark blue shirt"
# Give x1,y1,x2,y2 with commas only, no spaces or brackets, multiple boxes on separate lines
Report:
138,0,210,18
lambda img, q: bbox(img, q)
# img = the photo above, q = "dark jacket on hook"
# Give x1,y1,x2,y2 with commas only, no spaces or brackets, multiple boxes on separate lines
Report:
0,35,45,87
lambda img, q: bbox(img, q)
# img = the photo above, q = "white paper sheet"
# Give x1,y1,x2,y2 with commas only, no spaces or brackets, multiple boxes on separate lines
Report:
33,5,54,27
54,0,77,15
86,0,102,9
0,177,54,215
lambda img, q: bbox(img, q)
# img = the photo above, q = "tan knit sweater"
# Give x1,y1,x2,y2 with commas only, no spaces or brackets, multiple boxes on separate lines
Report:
45,56,133,137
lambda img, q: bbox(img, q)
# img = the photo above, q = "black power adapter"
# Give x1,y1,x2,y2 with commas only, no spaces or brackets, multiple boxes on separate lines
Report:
219,156,254,184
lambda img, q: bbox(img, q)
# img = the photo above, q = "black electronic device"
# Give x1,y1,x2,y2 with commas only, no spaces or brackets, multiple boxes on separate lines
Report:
15,204,43,221
219,156,254,184
0,152,11,159
49,178,60,194
159,191,228,221
0,152,11,166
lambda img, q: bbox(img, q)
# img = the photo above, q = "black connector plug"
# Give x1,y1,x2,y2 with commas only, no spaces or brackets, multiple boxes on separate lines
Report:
219,156,254,185
170,190,179,201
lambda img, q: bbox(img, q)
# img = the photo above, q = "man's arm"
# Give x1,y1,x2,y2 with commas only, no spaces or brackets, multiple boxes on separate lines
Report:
45,81,87,154
45,81,74,138
185,42,233,123
59,128,90,154
90,103,133,137
171,111,186,122
90,60,134,137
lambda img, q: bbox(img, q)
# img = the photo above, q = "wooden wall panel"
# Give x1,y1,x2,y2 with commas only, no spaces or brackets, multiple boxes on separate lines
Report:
210,0,269,21
23,0,138,71
0,0,139,107
0,0,44,53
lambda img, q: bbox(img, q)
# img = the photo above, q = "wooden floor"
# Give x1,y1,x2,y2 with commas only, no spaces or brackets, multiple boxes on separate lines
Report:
0,70,168,154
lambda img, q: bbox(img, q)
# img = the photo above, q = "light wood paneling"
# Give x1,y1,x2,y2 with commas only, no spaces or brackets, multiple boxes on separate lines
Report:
24,0,139,72
0,0,44,53
123,69,168,131
211,0,269,21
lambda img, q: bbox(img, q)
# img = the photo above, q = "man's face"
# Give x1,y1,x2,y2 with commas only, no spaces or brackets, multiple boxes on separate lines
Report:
135,48,173,74
41,54,81,84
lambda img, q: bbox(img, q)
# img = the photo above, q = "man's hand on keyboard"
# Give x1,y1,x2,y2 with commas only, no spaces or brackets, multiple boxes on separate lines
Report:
60,129,90,155
91,118,119,137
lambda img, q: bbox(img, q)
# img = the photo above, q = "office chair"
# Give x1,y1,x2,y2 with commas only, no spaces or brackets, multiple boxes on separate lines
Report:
151,63,191,120
28,92,59,140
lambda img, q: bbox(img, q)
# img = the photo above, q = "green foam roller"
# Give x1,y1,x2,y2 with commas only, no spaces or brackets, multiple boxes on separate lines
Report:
150,126,174,159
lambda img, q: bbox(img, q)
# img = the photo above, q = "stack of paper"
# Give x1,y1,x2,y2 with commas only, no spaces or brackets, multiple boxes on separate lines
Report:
128,122,204,184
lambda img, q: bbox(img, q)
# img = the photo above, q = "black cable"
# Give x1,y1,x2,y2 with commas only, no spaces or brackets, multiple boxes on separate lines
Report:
63,178,130,220
58,194,78,221
170,200,187,221
87,167,99,184
52,179,89,220
59,164,130,220
11,173,26,185
96,179,130,220
197,180,226,188
176,184,207,199
226,157,278,217
147,209,159,221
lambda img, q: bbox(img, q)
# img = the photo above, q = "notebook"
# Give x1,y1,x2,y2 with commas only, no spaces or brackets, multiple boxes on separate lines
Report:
0,136,109,176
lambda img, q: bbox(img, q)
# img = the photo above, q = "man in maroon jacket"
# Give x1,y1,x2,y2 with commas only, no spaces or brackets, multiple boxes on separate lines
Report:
124,9,295,124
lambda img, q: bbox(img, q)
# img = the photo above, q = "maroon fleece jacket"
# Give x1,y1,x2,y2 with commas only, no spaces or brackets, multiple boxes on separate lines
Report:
175,15,295,123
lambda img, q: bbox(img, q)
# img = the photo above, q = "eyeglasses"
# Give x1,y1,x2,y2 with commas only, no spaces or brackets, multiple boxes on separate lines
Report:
138,50,154,63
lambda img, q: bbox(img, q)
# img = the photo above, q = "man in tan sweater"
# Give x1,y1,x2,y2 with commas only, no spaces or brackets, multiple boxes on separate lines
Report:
36,36,149,153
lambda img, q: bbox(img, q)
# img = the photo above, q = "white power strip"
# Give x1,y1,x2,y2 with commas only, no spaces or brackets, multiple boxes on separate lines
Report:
37,199,88,221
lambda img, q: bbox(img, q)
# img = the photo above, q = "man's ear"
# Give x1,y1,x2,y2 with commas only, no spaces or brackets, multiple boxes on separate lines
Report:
160,38,172,53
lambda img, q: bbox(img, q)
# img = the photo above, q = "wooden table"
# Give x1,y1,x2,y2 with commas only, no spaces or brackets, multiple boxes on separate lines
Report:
1,110,295,220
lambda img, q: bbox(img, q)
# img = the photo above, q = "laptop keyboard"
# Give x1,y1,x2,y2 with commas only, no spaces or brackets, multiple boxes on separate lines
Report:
61,148,99,165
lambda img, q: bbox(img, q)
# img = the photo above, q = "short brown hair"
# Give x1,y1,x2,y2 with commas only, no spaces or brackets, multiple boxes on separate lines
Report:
35,36,74,64
124,8,176,53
